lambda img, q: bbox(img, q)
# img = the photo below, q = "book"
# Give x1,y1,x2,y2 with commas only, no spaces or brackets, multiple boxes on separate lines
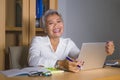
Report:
36,0,43,19
36,0,44,28
47,68,64,74
0,67,49,77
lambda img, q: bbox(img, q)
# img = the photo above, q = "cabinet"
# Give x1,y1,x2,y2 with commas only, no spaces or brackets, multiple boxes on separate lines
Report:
6,0,58,47
0,0,5,70
0,0,57,70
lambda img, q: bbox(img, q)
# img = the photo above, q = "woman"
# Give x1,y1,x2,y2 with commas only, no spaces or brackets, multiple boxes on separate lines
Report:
28,9,114,72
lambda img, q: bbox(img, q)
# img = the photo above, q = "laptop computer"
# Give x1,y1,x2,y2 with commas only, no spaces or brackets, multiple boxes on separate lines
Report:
78,42,107,70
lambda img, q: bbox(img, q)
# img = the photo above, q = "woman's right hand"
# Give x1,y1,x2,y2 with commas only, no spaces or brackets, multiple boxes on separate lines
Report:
57,58,83,72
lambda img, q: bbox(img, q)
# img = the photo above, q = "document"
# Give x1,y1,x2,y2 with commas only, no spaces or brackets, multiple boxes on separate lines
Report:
0,67,49,77
47,68,64,74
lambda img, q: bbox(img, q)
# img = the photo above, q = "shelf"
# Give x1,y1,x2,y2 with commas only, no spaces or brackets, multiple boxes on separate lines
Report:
6,27,44,32
6,27,22,31
36,27,44,32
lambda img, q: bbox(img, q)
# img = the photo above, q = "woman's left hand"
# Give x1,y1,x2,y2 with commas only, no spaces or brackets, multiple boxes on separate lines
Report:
106,41,115,55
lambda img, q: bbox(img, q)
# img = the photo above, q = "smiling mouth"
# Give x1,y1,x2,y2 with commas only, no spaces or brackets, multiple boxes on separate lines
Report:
53,29,61,33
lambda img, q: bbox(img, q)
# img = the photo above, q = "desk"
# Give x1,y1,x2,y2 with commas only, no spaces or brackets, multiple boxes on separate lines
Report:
0,67,120,80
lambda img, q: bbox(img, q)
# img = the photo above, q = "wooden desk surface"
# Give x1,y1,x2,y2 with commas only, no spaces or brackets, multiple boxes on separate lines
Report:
0,67,120,80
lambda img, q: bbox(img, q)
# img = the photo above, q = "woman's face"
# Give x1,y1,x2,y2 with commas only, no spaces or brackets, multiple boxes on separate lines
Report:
45,14,64,39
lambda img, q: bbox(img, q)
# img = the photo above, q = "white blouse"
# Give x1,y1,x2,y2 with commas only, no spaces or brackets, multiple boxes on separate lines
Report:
28,36,80,68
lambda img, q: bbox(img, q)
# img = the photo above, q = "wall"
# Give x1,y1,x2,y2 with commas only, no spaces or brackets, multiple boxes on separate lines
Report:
58,0,120,60
58,0,67,37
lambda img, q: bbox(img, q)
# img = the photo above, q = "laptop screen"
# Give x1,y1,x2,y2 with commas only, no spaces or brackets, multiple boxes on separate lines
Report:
77,42,107,70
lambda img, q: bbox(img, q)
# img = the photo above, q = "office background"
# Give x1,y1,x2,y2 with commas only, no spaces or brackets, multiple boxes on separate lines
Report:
58,0,120,60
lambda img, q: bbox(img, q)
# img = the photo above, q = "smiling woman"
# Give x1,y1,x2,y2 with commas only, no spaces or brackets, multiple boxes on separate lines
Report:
28,9,82,72
28,9,114,73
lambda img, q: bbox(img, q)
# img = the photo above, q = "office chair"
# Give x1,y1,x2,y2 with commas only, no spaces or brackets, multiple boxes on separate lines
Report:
8,46,28,69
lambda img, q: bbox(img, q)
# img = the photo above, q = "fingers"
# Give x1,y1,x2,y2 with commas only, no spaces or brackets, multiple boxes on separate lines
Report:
76,60,84,66
106,41,115,55
66,62,80,72
68,65,80,72
107,41,114,45
64,59,84,72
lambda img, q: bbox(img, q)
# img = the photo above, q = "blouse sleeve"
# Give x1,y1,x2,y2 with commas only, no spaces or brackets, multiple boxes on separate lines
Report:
68,39,80,59
28,37,57,67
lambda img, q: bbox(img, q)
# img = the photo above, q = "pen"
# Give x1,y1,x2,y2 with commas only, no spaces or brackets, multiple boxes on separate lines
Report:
66,57,81,68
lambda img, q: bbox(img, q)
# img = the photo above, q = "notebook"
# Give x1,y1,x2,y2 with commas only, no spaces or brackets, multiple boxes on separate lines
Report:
78,42,107,70
0,67,49,77
47,68,64,74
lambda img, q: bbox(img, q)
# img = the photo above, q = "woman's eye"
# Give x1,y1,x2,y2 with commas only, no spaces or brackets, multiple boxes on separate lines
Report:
48,23,53,25
57,20,61,23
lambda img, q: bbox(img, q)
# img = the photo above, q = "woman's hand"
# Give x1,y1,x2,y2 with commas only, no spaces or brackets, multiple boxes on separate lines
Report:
106,41,115,55
57,58,84,73
64,60,81,72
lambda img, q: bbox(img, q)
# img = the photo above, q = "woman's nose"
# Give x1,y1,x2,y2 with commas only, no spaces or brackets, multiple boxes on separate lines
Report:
54,23,58,28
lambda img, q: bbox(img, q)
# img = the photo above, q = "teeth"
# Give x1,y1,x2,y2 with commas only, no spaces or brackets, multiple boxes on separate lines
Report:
53,29,60,33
